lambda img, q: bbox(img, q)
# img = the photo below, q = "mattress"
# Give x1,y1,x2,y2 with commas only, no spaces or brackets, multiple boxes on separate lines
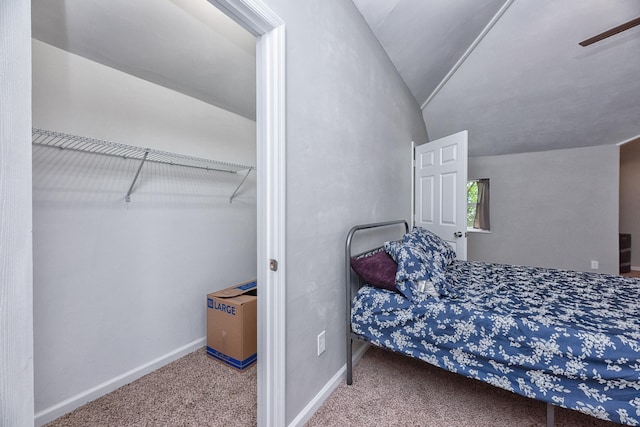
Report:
351,260,640,425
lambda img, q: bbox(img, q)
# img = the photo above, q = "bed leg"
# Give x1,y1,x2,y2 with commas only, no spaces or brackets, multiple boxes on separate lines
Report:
546,403,555,427
346,337,353,385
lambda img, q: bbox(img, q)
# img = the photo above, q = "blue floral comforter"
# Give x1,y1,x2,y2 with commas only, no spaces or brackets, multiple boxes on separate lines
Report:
351,260,640,425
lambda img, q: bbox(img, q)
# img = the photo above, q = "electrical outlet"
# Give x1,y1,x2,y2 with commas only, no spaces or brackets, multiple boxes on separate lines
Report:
317,330,326,356
591,260,599,269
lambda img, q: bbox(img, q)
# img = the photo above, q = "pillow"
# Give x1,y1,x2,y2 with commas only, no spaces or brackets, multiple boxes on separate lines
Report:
384,240,452,303
350,250,398,291
403,227,457,265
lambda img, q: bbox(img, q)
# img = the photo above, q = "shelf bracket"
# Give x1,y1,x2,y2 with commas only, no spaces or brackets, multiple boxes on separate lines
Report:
229,168,253,203
125,150,149,202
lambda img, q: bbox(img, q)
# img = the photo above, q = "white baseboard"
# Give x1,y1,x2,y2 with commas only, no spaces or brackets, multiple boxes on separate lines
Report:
34,337,206,426
288,343,370,427
631,266,640,272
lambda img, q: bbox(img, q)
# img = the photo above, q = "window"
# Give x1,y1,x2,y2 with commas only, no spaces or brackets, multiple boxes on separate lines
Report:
467,179,490,231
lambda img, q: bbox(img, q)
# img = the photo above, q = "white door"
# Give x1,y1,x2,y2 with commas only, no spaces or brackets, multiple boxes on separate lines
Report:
414,131,468,260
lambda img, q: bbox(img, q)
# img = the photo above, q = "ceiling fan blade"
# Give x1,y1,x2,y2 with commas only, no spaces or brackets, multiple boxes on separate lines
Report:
579,16,640,46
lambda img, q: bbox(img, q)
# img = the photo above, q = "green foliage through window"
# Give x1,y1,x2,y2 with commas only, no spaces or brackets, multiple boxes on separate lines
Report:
467,181,478,228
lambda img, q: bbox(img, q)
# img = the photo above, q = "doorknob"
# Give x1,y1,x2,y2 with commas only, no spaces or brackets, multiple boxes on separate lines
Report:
454,231,463,238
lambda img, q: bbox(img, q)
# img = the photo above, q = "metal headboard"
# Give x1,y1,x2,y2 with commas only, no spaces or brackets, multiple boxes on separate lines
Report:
345,219,409,385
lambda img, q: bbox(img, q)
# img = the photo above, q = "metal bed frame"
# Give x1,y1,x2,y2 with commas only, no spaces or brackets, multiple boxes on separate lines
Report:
344,219,557,427
345,219,408,385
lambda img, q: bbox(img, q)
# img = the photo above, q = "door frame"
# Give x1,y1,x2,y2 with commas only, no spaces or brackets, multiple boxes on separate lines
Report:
207,1,287,425
2,1,34,425
3,0,286,425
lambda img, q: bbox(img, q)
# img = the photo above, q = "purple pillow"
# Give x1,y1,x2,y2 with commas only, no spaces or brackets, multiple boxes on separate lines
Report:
350,251,398,291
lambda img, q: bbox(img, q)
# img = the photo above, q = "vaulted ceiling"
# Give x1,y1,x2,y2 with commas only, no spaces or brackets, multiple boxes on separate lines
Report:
353,0,640,156
32,0,640,156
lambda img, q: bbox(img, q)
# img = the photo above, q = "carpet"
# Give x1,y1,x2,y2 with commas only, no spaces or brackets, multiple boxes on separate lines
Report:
45,345,622,426
306,346,621,427
45,348,256,426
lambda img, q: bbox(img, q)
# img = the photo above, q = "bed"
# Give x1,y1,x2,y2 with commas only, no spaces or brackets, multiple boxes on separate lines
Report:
345,220,640,426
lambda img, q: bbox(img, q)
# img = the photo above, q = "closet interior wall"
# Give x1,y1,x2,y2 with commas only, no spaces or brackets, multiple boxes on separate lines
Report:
32,39,257,420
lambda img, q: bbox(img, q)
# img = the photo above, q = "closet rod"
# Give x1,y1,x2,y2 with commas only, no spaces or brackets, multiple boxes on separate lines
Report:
32,128,256,202
32,128,255,173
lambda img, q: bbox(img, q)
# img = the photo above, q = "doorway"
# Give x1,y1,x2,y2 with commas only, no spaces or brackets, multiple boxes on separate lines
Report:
619,137,640,276
29,0,286,426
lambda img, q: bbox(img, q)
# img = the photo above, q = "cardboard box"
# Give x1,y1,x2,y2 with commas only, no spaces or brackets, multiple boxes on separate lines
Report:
206,280,257,370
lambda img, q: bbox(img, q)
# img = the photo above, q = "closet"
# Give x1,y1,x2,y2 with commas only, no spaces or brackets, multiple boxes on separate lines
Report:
31,2,257,423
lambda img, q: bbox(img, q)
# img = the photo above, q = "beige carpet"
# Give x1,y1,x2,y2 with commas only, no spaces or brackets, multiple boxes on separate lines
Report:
306,346,621,427
45,348,257,426
46,346,621,427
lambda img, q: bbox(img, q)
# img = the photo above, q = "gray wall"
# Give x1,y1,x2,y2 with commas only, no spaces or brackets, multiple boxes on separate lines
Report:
620,139,640,269
261,1,428,423
468,144,619,275
0,0,34,425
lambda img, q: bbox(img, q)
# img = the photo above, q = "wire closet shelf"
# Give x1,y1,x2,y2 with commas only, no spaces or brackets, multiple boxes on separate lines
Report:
32,128,255,203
